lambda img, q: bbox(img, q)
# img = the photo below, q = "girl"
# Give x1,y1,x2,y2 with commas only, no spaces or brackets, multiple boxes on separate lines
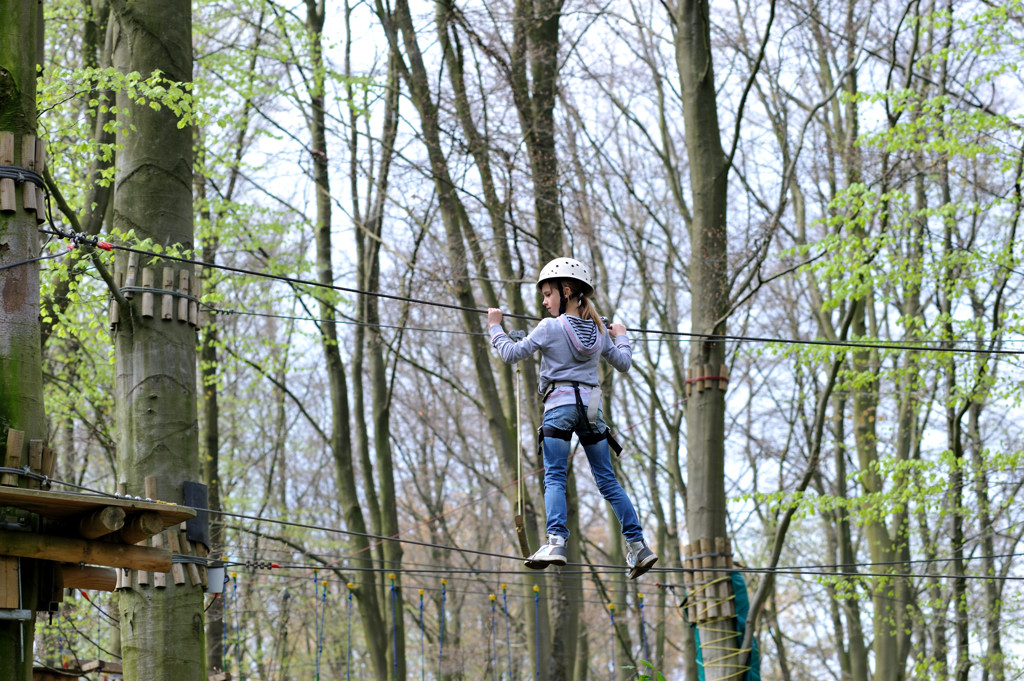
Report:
487,257,657,579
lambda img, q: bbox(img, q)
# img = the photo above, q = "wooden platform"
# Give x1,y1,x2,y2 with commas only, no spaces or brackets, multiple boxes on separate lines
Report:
0,486,195,528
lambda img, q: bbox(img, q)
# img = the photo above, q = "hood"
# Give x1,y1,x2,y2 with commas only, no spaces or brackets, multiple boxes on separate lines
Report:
558,315,601,361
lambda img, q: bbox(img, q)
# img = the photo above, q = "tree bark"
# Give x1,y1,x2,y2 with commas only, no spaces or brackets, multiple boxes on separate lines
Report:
109,1,205,679
672,0,733,676
0,1,44,677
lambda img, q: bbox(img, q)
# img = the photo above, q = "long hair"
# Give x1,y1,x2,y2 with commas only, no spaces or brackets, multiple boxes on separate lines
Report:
559,279,606,335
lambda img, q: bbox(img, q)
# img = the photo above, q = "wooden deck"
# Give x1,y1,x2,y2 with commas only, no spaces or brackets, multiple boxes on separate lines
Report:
0,486,195,528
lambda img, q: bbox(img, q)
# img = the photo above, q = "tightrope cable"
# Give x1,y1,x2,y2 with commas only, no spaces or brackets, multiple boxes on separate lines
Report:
36,227,1024,357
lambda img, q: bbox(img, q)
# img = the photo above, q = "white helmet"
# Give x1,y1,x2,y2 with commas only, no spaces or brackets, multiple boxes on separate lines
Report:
536,257,594,295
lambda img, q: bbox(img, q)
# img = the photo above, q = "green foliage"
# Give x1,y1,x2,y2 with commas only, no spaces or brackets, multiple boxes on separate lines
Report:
633,660,667,681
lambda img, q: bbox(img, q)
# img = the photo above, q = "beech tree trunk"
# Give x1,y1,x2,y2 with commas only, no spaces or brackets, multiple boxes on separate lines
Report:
109,2,205,679
672,0,734,676
0,2,44,678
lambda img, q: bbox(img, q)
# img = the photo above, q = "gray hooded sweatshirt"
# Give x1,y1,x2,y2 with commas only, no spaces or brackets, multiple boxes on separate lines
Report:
489,315,632,410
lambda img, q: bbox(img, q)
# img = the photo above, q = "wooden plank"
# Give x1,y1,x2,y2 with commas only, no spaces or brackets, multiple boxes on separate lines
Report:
21,135,36,171
40,446,55,490
60,564,117,591
117,511,164,544
0,132,15,213
141,267,155,318
161,267,175,320
152,533,167,588
178,269,190,322
699,537,715,619
0,485,195,525
3,429,24,486
80,660,123,674
123,252,139,299
20,135,36,211
27,440,43,489
78,506,126,539
35,186,45,223
0,557,18,608
144,475,158,501
719,364,729,391
165,531,187,585
0,528,172,572
196,542,209,589
689,541,702,622
137,537,150,586
717,536,735,617
179,532,201,586
189,270,200,326
109,271,123,328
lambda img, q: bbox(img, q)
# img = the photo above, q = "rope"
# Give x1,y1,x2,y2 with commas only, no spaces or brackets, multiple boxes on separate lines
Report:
515,362,525,524
438,578,447,681
686,575,751,681
502,584,512,681
346,583,355,681
695,620,752,681
489,594,498,681
390,573,398,681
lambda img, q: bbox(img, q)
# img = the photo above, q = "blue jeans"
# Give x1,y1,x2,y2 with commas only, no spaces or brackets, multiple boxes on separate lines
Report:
541,405,644,542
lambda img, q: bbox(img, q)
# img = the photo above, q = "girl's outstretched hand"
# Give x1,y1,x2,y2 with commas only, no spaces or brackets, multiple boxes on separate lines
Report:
608,322,626,338
487,308,504,327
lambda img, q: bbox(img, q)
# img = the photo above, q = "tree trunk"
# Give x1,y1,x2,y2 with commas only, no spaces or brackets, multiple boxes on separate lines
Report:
672,0,733,677
380,0,552,676
109,1,204,679
0,2,44,677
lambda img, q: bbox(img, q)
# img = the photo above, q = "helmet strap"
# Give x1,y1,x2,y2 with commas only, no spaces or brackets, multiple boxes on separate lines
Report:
558,281,568,315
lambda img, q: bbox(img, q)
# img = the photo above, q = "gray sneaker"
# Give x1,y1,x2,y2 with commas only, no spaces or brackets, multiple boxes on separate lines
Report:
626,539,658,579
525,534,568,569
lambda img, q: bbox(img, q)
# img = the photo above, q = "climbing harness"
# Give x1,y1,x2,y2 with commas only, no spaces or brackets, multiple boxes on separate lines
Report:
539,380,623,457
